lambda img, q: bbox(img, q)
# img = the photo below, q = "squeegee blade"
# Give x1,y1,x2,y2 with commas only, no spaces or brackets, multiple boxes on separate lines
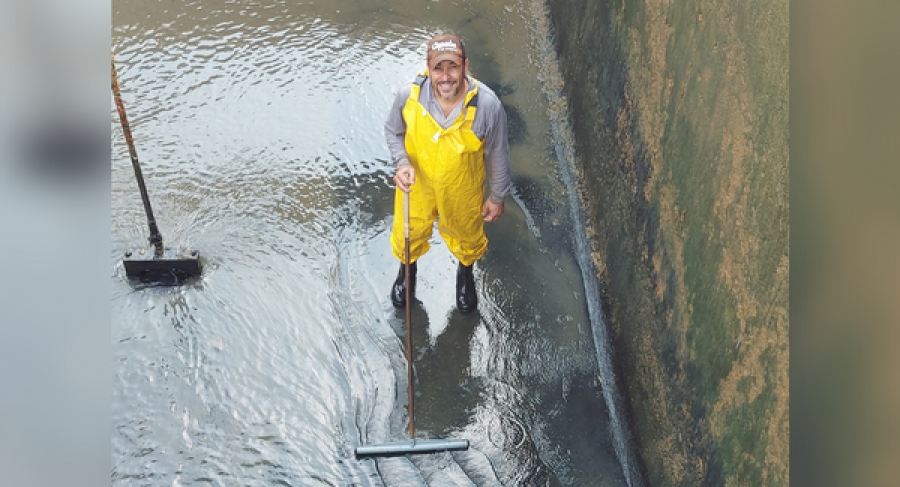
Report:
123,247,202,285
355,439,469,457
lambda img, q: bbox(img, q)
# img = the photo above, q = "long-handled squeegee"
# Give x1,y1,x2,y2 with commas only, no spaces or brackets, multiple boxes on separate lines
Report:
112,54,201,285
355,191,469,457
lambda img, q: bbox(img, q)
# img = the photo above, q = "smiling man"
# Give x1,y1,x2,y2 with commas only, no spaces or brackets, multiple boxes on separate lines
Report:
384,33,511,314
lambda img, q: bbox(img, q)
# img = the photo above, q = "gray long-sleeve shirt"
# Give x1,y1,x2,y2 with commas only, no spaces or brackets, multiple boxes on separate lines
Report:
384,75,512,204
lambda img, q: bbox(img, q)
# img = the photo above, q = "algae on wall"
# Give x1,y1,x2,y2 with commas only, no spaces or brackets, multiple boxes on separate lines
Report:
543,0,789,485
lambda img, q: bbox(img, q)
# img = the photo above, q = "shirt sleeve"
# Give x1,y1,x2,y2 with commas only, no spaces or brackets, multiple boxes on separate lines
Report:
480,94,512,204
384,85,412,169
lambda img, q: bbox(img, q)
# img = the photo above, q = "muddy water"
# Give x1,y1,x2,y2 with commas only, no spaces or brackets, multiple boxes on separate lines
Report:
111,0,631,485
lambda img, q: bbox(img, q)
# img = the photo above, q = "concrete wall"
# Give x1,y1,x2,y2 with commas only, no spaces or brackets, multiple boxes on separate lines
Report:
543,0,788,485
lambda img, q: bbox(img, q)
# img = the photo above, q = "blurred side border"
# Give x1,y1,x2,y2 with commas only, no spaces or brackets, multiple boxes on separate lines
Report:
0,0,110,486
792,0,900,486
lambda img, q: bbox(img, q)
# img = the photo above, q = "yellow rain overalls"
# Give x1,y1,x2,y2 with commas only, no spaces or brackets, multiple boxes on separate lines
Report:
391,73,487,267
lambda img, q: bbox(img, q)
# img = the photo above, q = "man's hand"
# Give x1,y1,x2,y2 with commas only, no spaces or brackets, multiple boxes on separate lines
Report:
482,199,504,222
394,165,415,193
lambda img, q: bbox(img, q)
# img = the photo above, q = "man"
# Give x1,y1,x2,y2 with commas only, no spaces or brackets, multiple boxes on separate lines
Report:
384,33,511,314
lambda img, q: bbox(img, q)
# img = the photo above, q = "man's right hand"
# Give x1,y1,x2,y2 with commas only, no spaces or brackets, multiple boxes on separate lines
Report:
394,165,415,193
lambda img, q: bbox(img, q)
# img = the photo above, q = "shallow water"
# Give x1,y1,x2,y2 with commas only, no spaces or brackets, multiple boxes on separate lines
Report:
111,0,629,484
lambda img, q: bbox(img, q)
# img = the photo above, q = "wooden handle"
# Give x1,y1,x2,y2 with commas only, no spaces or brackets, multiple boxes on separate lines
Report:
404,190,414,438
111,53,165,257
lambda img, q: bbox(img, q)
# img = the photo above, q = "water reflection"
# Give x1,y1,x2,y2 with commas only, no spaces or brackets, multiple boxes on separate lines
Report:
112,0,628,485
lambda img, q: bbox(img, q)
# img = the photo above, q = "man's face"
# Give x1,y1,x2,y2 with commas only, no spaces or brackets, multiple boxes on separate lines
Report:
429,58,468,102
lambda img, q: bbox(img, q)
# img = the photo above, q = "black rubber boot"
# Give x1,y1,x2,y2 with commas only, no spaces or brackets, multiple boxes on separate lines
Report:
456,262,477,314
390,261,417,309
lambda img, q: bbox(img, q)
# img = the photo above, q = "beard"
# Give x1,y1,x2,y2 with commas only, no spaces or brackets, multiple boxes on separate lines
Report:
437,83,459,100
434,77,465,102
